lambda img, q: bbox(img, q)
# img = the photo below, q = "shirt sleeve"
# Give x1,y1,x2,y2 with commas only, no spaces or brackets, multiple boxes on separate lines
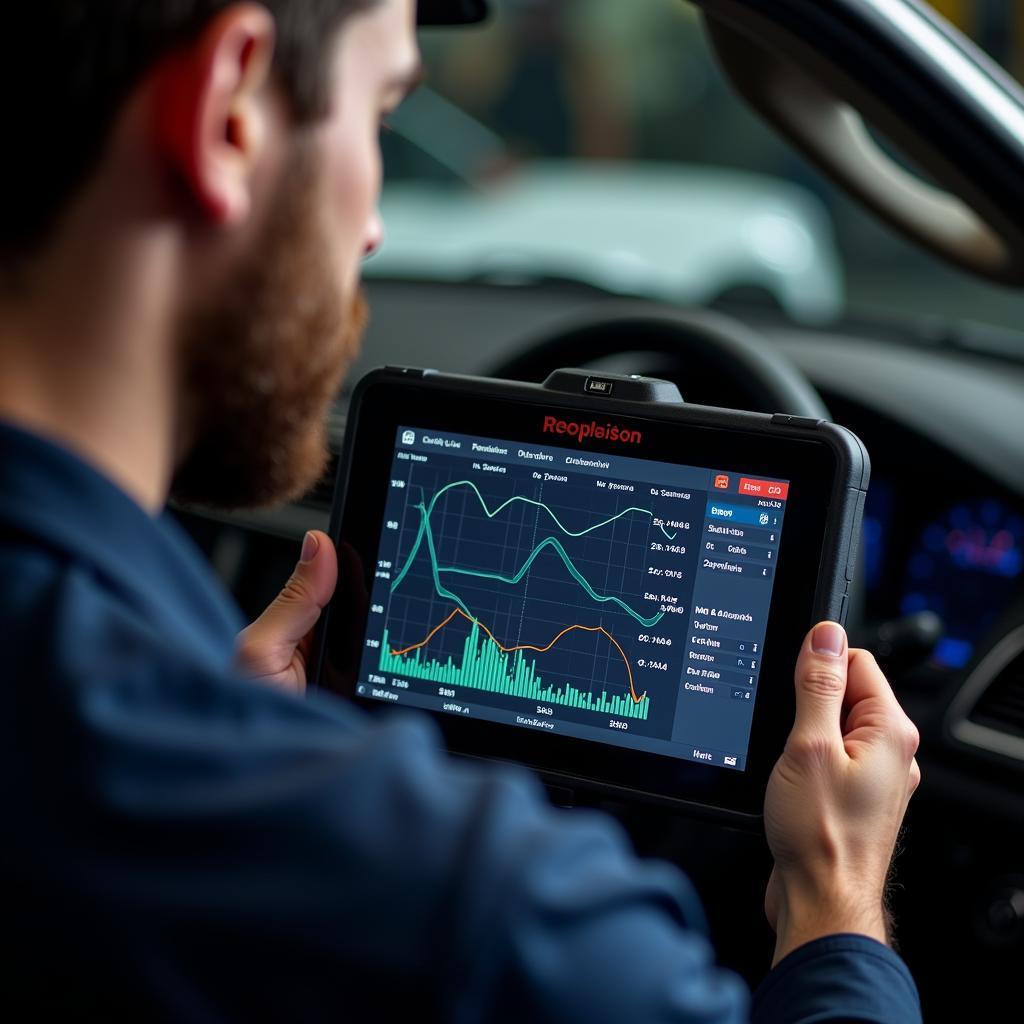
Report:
751,934,922,1024
56,643,916,1024
434,743,751,1024
60,646,750,1023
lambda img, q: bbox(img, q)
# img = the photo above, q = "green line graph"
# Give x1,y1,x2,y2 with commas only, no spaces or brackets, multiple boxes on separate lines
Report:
437,536,661,623
391,479,674,591
392,479,665,629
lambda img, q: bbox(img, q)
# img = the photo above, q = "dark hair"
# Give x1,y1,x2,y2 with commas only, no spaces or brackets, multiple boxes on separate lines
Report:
0,1,377,261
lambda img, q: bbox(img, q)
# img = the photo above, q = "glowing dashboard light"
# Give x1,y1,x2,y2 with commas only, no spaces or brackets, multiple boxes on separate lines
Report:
902,498,1023,669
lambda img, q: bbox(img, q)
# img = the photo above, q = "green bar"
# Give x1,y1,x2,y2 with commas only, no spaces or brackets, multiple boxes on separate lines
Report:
382,614,653,720
480,629,488,688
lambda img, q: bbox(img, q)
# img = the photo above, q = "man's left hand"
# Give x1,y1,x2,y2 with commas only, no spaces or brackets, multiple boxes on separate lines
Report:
235,530,337,693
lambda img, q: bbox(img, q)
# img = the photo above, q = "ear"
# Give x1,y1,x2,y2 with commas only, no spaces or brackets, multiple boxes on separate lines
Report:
151,4,276,226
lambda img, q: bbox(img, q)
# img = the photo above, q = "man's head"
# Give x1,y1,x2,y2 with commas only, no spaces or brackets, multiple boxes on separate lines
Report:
0,1,421,507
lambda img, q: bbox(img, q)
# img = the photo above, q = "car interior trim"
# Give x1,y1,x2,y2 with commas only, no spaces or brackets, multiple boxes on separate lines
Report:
947,623,1024,764
698,0,1024,283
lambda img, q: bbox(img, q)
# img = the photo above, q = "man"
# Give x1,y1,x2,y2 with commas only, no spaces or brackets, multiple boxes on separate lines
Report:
0,1,921,1020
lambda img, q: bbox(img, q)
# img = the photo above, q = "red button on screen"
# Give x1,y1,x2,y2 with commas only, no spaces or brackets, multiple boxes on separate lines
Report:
739,477,789,500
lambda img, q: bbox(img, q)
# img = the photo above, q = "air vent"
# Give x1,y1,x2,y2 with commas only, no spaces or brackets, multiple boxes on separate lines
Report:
948,625,1024,763
970,648,1024,738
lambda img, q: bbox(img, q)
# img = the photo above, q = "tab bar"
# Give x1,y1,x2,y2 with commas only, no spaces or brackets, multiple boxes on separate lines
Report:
738,477,789,500
706,501,780,527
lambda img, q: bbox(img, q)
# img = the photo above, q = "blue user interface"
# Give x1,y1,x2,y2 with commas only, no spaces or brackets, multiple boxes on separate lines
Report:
357,426,790,771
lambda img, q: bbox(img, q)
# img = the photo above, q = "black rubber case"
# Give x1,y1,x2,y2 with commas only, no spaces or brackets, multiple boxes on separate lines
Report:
311,367,870,826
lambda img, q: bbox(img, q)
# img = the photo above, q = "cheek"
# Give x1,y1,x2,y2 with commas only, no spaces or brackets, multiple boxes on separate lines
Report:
323,117,382,287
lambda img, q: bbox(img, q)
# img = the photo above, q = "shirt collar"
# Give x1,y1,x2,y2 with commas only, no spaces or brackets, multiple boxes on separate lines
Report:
0,419,242,671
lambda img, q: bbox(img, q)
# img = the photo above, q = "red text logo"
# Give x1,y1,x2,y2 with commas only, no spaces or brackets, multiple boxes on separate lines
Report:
542,416,643,445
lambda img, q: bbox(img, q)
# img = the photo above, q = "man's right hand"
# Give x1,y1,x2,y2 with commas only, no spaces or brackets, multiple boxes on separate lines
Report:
764,621,921,965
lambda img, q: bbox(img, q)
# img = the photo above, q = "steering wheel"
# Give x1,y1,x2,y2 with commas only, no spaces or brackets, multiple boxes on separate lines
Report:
487,302,829,419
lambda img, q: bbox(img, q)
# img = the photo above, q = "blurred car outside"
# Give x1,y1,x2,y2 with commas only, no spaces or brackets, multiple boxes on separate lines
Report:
372,92,844,324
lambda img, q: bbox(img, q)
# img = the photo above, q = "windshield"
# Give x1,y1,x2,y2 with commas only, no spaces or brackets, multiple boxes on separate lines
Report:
377,0,1024,337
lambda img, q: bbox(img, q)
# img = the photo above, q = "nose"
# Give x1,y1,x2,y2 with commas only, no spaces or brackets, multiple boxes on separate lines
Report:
363,211,384,259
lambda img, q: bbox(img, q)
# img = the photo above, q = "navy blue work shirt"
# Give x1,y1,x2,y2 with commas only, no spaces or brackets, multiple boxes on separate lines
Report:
0,419,921,1022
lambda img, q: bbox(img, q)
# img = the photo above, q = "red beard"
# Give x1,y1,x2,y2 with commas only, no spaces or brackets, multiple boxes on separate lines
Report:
172,146,367,510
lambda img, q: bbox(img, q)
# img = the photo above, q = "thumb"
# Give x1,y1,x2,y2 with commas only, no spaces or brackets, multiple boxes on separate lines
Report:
237,531,338,674
791,621,849,743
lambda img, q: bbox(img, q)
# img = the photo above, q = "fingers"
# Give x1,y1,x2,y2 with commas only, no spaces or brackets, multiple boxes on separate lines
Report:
843,647,902,713
288,530,338,614
267,530,337,636
844,648,921,760
236,531,338,676
908,757,921,802
764,865,781,932
790,621,849,744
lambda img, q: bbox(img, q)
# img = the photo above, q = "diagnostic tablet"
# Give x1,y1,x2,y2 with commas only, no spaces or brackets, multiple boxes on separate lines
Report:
313,367,869,824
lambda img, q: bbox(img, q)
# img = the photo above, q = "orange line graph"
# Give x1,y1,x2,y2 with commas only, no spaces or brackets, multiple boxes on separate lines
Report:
389,607,647,705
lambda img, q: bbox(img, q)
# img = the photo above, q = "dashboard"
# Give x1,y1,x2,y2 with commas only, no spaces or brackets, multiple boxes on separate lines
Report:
768,328,1024,669
826,394,1024,671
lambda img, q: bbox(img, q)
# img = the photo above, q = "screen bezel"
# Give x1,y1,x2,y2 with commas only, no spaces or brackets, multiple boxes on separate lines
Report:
316,375,843,820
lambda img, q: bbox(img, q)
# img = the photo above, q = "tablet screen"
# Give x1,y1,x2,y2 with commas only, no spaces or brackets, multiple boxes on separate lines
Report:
357,422,790,772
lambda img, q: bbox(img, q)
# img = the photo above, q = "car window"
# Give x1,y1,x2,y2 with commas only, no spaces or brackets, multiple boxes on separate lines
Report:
378,0,1024,337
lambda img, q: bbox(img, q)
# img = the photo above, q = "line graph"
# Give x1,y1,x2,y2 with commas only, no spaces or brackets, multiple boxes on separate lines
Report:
392,480,666,628
389,606,646,704
375,455,686,731
391,479,675,590
381,608,649,719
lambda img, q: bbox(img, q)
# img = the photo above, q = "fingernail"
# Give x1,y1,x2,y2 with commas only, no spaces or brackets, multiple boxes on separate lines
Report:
811,621,846,657
300,532,318,564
